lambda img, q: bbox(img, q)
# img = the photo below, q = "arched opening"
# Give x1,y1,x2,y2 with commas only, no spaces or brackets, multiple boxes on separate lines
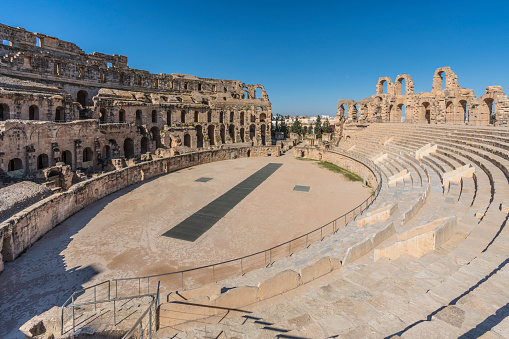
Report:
256,87,263,99
55,106,63,122
8,158,22,171
102,145,111,159
396,104,405,122
141,137,148,154
135,110,142,125
261,124,266,145
196,125,204,148
445,101,453,124
485,98,495,124
152,110,157,123
119,109,126,123
340,104,348,119
240,112,245,125
244,91,249,99
354,104,359,120
100,108,106,123
220,125,225,144
398,78,406,95
83,147,93,165
249,124,256,141
250,114,256,123
77,90,88,107
229,124,235,142
208,125,215,145
29,105,39,120
124,138,134,158
151,126,161,148
247,150,251,157
219,112,224,123
62,150,72,166
194,111,199,123
440,71,446,90
460,100,468,124
0,103,9,121
259,113,266,122
381,80,387,94
207,111,212,123
184,134,191,147
422,102,431,124
181,110,186,123
37,154,49,169
230,111,234,122
388,105,393,122
166,110,172,126
240,128,245,142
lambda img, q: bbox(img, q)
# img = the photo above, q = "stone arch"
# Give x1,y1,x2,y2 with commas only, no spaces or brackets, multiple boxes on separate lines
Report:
396,104,405,122
77,90,88,107
229,111,234,122
0,103,9,121
207,111,212,123
29,105,39,120
62,150,72,166
208,125,215,145
432,67,459,92
55,106,64,122
151,126,161,148
240,127,245,142
100,108,107,123
102,144,111,159
141,137,148,154
181,110,186,123
460,100,468,124
422,102,431,124
259,113,267,122
37,154,49,169
196,125,204,147
261,124,266,145
136,110,142,125
229,124,235,142
256,87,263,99
240,112,245,125
184,133,191,147
83,147,94,164
124,138,134,158
249,124,256,140
119,109,126,123
220,124,225,143
8,158,23,171
395,74,414,95
376,77,393,95
219,111,224,123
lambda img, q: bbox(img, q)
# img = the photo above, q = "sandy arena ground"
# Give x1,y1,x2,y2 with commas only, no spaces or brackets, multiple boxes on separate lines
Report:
0,154,371,338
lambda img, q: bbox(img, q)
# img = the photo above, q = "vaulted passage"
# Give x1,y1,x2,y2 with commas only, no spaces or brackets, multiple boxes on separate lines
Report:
162,163,283,241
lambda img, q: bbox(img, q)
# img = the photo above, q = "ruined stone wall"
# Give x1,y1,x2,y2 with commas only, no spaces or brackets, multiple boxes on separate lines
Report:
337,67,509,127
0,23,272,179
0,145,280,272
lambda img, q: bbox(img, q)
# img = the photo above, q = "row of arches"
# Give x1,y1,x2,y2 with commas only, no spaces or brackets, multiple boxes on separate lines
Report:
6,147,92,173
0,104,65,121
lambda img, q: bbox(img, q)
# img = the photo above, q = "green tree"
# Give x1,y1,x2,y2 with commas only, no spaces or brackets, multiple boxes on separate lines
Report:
314,115,322,137
290,119,303,135
322,119,332,133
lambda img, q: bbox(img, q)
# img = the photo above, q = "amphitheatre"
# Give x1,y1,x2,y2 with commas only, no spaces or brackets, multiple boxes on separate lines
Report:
1,21,509,339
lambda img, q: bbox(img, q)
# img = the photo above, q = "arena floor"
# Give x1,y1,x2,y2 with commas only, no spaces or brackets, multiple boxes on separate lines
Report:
0,153,371,338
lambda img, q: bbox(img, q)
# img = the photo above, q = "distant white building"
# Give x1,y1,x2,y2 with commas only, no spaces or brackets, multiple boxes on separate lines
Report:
285,115,337,131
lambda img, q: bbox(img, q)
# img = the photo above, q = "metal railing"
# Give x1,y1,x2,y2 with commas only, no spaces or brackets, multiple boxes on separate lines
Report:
60,281,160,337
109,149,383,296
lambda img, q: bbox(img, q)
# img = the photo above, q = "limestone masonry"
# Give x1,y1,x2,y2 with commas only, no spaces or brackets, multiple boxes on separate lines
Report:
0,23,272,187
336,67,509,126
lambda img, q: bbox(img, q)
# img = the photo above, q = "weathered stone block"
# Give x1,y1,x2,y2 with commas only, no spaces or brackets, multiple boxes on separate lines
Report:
258,270,301,300
300,257,331,284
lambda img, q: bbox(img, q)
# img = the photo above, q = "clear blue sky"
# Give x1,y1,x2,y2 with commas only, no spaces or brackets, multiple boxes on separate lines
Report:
2,0,508,116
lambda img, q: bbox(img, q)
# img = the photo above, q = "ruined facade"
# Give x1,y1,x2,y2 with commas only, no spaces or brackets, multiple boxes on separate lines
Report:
0,23,271,180
336,67,509,126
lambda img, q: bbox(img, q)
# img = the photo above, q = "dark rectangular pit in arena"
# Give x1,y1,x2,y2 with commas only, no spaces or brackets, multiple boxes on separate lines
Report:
162,163,283,242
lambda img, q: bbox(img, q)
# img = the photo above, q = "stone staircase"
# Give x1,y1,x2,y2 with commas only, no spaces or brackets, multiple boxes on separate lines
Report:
163,123,509,338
